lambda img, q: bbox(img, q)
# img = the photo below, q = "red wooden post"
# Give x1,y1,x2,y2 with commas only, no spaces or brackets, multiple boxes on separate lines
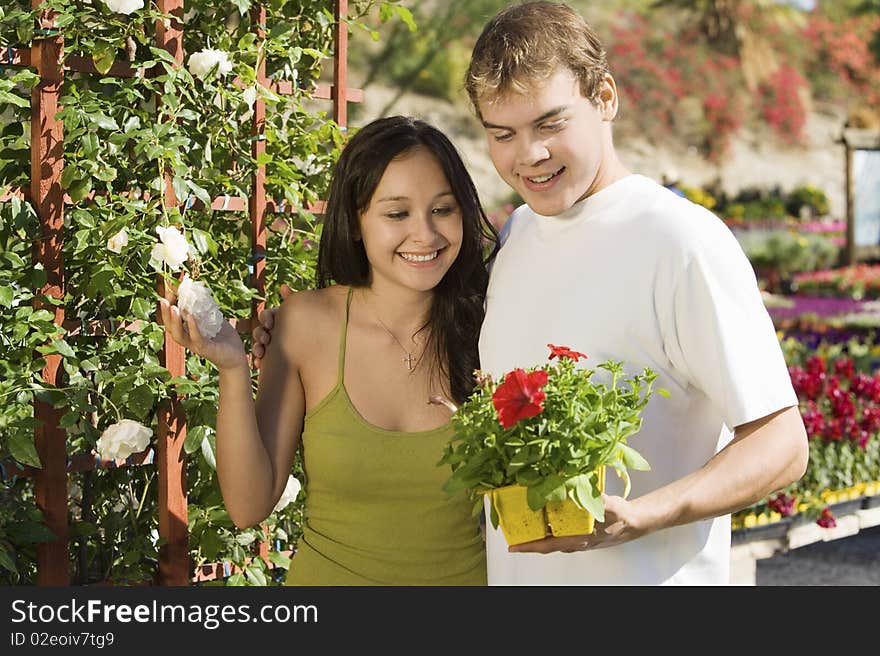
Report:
250,6,268,320
249,4,271,567
30,1,68,586
333,0,349,127
155,0,189,586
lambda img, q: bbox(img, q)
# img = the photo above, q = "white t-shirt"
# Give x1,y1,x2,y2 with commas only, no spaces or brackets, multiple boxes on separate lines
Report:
479,174,798,585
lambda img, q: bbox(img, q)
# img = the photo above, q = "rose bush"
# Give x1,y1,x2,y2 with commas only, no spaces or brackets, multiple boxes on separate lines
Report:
0,0,411,585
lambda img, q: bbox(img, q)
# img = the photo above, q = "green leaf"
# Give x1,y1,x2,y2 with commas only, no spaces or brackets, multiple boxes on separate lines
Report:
92,42,116,76
68,178,92,203
69,522,99,538
190,228,218,256
395,6,417,32
127,384,154,420
245,566,267,587
200,528,224,561
225,572,246,586
570,473,604,522
0,90,29,108
267,551,290,569
88,113,119,131
200,433,217,470
184,424,210,455
230,0,251,16
0,545,17,573
8,432,42,468
0,285,14,308
130,297,152,321
527,475,565,510
52,339,76,359
618,443,651,471
6,521,54,544
185,180,211,208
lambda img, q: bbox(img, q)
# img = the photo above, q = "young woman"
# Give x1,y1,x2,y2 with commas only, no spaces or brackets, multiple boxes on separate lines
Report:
160,116,496,585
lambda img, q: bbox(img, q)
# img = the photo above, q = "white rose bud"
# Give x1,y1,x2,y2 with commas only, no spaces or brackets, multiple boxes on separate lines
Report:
104,0,143,15
273,475,302,512
107,228,129,254
150,225,191,271
96,419,152,461
177,273,224,340
187,49,233,79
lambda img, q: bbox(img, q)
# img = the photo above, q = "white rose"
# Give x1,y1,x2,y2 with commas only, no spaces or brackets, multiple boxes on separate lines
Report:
150,225,190,271
177,273,224,339
273,475,302,512
107,228,128,254
187,49,233,79
96,419,152,461
104,0,143,15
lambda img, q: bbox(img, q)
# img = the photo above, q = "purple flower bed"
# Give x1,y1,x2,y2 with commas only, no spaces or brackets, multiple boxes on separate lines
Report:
767,295,869,321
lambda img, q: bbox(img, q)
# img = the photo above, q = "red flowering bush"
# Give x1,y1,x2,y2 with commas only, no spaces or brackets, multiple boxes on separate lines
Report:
758,65,808,145
440,346,666,519
760,350,880,528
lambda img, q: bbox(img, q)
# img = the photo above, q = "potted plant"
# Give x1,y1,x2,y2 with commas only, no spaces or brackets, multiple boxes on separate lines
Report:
438,345,667,546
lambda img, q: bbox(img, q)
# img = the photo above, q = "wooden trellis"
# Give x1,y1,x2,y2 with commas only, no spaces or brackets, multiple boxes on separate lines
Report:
1,0,360,585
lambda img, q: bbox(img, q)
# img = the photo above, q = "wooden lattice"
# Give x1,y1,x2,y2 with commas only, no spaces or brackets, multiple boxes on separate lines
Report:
1,0,360,585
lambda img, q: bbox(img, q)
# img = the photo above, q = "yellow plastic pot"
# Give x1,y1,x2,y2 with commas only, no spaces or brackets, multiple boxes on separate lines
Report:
486,467,606,546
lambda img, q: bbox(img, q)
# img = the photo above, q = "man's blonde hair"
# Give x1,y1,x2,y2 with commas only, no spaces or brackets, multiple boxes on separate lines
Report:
465,2,609,117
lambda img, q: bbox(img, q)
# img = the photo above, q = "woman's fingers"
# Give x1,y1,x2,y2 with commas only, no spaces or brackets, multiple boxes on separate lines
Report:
184,310,205,349
159,298,190,349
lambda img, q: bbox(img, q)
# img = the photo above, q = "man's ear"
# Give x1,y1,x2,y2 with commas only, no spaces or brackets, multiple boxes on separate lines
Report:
596,74,619,122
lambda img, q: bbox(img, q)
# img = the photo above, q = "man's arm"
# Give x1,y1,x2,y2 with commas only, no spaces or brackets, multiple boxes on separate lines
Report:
509,405,808,553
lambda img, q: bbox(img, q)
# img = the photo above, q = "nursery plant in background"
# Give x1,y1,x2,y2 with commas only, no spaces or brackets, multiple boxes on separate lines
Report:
734,338,880,530
0,0,409,585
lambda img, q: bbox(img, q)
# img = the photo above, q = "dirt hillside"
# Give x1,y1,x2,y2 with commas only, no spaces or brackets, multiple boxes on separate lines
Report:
353,84,849,219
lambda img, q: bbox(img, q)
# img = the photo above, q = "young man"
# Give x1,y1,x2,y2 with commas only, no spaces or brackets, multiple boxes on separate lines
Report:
464,1,807,585
253,1,808,585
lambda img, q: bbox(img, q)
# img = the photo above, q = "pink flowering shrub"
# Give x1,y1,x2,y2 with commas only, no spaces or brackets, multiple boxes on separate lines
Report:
793,265,880,301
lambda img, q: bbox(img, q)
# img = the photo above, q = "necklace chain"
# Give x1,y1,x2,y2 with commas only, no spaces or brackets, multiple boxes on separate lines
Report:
359,290,422,372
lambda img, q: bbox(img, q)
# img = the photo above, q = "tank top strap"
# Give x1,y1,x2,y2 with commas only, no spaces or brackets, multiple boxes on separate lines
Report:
337,286,354,383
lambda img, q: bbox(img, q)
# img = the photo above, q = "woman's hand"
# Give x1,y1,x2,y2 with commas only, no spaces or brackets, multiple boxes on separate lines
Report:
159,298,249,371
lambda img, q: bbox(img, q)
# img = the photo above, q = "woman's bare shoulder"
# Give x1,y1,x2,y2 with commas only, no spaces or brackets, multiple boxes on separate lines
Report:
275,286,348,352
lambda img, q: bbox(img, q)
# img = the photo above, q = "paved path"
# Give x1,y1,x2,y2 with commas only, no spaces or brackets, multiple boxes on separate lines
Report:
756,524,880,585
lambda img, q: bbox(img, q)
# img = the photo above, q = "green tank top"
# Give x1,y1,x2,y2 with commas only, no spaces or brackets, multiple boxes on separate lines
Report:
285,287,486,585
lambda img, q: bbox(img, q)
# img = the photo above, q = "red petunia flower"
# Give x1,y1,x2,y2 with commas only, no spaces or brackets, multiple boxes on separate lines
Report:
492,368,549,428
547,344,587,362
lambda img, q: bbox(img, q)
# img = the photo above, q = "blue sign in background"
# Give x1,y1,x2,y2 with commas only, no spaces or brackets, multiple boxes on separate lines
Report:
854,149,880,248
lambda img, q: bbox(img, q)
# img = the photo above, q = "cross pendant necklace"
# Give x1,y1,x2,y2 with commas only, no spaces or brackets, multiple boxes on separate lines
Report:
360,290,421,373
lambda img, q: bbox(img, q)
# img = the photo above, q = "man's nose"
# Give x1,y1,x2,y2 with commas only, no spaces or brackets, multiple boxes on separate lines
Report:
517,137,550,168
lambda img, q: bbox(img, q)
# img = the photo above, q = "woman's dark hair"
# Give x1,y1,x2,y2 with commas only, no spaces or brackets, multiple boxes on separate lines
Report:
317,116,498,404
